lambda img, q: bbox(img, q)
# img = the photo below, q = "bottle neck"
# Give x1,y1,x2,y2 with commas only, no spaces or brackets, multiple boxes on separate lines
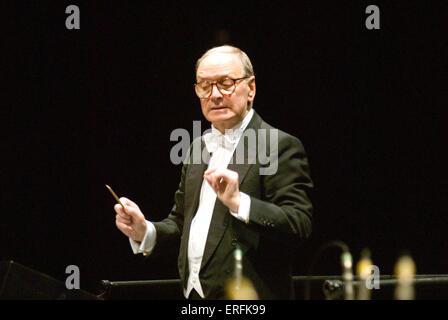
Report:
234,248,243,283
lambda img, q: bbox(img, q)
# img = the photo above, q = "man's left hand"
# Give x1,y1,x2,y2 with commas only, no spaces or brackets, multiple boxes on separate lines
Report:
204,168,240,213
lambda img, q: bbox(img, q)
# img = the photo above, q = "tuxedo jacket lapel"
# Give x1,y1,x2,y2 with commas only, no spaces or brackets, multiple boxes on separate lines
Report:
229,110,262,185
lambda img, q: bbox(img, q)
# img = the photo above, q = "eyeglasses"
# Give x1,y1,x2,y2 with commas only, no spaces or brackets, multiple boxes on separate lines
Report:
194,77,248,99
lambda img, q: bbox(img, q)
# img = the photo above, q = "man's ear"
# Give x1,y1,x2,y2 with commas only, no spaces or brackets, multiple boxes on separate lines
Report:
247,76,256,101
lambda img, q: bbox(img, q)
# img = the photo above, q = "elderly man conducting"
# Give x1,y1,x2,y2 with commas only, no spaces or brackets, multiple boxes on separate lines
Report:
114,45,313,299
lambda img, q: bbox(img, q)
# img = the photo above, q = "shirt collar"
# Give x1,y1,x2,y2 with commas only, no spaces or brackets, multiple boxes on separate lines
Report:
210,108,254,140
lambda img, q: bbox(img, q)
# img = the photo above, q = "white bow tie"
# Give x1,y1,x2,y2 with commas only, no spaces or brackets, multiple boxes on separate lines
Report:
203,128,242,154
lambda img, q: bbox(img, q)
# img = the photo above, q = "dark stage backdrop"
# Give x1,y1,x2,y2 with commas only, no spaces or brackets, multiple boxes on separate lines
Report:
2,1,447,294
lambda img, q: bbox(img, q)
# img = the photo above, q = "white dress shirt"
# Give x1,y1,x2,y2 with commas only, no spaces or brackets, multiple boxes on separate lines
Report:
130,108,254,299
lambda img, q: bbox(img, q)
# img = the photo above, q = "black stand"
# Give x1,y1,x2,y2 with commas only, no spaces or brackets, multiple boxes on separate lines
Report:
98,274,448,300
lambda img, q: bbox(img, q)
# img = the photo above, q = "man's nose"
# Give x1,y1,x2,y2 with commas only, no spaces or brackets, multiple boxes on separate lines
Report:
210,84,223,99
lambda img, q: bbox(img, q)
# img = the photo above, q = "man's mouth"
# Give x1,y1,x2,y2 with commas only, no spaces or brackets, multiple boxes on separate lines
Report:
211,106,227,110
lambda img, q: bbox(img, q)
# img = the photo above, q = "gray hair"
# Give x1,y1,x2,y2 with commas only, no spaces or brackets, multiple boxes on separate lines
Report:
195,45,254,77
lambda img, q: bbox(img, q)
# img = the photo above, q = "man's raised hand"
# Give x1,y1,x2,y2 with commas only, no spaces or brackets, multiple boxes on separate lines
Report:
114,197,147,242
204,168,241,213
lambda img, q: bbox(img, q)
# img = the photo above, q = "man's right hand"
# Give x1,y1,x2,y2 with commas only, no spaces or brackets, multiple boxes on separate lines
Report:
114,197,147,242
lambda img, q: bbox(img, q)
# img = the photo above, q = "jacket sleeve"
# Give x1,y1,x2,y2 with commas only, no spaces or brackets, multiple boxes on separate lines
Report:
248,133,313,245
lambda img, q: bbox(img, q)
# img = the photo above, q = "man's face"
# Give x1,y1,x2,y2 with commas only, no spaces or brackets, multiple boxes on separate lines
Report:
196,53,255,132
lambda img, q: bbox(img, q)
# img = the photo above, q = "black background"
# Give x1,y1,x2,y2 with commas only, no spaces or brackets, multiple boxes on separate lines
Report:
2,1,447,296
